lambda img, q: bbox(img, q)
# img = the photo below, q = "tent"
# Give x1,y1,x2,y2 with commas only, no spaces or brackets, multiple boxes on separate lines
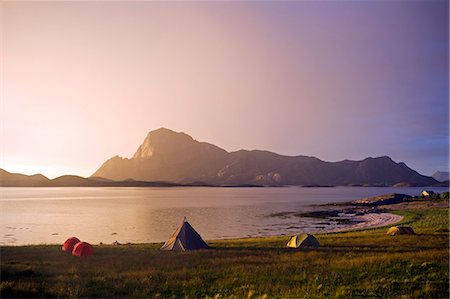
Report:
62,237,80,253
72,241,94,257
386,226,415,236
160,217,209,251
286,233,320,248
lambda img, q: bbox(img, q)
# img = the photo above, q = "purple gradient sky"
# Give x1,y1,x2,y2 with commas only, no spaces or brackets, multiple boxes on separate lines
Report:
1,1,448,179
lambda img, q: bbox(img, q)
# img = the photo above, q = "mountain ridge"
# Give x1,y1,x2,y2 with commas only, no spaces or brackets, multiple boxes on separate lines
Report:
0,168,50,187
0,169,198,187
92,128,437,186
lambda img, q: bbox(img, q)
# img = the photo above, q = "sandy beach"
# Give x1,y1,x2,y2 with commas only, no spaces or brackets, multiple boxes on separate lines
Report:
323,196,449,233
327,212,404,233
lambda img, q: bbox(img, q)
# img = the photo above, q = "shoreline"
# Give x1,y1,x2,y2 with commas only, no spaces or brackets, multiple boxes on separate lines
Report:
323,212,404,233
0,211,405,247
2,194,447,247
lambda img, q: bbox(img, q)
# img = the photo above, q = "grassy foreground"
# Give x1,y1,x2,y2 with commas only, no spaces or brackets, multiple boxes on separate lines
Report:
1,207,449,298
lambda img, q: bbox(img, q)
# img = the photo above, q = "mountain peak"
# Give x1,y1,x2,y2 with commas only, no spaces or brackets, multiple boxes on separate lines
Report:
363,156,393,162
146,128,193,140
133,128,195,159
148,127,180,135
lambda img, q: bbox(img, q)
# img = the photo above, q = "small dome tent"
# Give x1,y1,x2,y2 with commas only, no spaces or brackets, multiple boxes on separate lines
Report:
286,233,320,248
160,217,209,251
72,241,94,257
386,226,415,236
62,237,80,253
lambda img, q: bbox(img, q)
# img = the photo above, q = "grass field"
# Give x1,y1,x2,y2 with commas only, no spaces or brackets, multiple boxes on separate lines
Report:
1,206,449,298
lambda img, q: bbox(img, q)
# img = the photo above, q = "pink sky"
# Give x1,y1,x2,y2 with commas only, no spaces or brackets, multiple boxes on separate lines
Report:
1,1,448,178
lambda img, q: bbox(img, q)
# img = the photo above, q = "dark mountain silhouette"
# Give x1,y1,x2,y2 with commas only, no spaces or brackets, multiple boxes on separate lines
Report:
92,128,437,186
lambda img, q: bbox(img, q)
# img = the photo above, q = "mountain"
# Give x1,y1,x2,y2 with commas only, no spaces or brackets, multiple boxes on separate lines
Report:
92,128,437,186
432,171,449,182
0,169,50,186
95,128,229,183
0,169,188,187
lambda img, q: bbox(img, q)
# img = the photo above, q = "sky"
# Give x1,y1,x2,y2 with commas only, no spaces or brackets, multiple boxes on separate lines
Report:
1,1,448,179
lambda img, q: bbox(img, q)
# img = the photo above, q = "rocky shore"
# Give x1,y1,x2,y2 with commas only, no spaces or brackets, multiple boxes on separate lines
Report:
285,193,448,233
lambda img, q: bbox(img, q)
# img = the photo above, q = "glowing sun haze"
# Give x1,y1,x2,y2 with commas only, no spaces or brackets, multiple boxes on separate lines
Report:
1,1,448,179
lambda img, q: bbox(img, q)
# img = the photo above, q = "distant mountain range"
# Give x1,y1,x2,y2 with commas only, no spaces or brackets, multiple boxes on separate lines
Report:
432,171,449,182
1,128,441,187
91,128,438,187
0,169,50,187
0,169,189,187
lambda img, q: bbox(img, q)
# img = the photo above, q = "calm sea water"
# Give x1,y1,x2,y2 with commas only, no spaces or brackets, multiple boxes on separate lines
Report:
0,186,447,245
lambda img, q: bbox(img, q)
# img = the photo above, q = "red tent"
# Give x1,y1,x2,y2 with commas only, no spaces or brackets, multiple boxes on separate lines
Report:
72,242,94,257
62,237,80,253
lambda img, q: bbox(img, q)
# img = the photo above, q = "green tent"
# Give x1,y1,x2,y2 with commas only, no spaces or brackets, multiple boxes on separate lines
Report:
286,233,320,248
